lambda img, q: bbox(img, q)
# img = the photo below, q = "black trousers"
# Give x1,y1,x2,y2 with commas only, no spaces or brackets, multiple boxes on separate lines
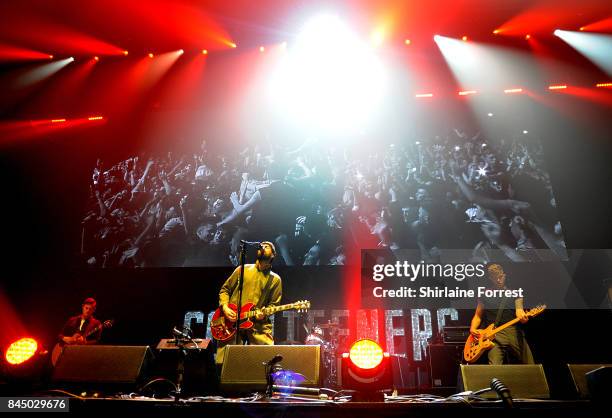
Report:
487,326,534,365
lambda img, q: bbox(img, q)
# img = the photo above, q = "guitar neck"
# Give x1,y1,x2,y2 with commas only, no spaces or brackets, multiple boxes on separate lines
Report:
245,303,296,318
490,317,521,336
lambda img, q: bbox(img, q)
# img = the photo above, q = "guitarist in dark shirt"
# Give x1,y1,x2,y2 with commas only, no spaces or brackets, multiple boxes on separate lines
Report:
469,264,534,364
58,298,102,345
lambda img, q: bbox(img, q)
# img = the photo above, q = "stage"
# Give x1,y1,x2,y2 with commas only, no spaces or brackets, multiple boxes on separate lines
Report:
0,389,607,417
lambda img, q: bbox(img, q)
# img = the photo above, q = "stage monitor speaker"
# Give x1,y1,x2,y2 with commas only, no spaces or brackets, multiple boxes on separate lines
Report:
567,364,612,399
220,345,320,392
429,344,463,388
458,364,550,399
52,345,152,389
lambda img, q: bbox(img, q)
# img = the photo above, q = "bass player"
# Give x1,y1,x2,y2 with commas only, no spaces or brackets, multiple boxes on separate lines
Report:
469,263,534,364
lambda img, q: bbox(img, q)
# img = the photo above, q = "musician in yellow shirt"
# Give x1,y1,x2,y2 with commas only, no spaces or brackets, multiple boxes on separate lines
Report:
215,241,282,365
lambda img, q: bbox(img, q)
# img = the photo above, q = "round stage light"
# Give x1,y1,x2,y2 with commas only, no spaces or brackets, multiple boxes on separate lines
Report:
348,339,384,370
5,338,38,365
268,14,386,134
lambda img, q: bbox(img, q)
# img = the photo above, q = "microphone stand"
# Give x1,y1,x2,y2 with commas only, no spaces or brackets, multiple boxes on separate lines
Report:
173,334,186,402
235,240,247,345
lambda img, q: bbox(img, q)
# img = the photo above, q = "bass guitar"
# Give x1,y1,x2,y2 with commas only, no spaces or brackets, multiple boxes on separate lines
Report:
51,319,114,366
464,305,545,363
211,300,310,341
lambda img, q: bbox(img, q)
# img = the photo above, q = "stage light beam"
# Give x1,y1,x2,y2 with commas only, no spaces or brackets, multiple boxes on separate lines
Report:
554,30,612,76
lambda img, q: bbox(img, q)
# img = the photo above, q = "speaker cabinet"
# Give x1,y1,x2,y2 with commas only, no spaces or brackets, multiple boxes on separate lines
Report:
52,345,152,389
429,344,463,388
220,345,320,392
567,364,612,399
458,364,550,399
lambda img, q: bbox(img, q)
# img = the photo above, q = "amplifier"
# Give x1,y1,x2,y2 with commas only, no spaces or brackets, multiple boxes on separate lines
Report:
442,326,470,344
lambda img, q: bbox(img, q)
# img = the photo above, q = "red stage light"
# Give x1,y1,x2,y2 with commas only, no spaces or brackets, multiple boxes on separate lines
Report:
415,93,433,98
580,27,585,31
88,116,104,121
229,42,237,48
51,119,66,123
549,84,567,90
48,54,54,59
596,82,612,88
123,50,129,56
178,49,184,55
5,338,38,365
346,339,386,370
148,53,154,58
404,39,411,45
504,88,523,94
493,29,500,35
259,46,265,53
458,90,477,96
525,34,531,40
94,56,99,61
201,49,208,55
462,35,468,42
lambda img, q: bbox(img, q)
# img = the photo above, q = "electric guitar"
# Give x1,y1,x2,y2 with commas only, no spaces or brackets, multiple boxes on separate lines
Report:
210,300,310,341
463,305,545,363
51,319,113,366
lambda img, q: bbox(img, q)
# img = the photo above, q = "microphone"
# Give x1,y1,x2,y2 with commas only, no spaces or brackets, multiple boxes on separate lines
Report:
491,377,513,408
172,326,191,339
240,240,261,246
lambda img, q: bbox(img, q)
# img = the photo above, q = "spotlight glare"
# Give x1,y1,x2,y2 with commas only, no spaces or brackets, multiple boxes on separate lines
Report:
5,338,38,365
201,49,208,55
123,50,129,56
270,14,386,133
596,82,612,88
504,88,523,94
259,46,265,53
178,49,184,55
404,39,411,45
462,35,468,42
229,42,237,48
88,116,104,121
580,27,585,31
68,57,74,62
48,54,54,59
487,113,493,117
493,29,500,35
554,29,562,36
433,34,441,42
548,84,567,90
525,34,531,40
51,119,66,123
415,93,433,98
94,56,99,61
148,53,154,58
458,90,477,96
523,130,529,134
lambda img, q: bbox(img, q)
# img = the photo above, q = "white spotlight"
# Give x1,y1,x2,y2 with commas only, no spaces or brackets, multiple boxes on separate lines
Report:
523,130,529,134
269,15,386,133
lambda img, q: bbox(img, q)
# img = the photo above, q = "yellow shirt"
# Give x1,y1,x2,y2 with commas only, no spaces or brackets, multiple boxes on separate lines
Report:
219,264,282,334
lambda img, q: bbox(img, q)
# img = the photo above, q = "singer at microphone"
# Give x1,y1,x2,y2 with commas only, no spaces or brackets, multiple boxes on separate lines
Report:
216,241,283,366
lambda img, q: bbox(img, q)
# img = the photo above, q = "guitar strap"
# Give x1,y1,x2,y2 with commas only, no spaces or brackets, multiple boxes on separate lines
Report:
494,296,508,327
257,274,274,309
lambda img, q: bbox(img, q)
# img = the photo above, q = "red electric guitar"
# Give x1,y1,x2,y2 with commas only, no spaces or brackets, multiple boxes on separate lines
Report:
210,300,310,341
